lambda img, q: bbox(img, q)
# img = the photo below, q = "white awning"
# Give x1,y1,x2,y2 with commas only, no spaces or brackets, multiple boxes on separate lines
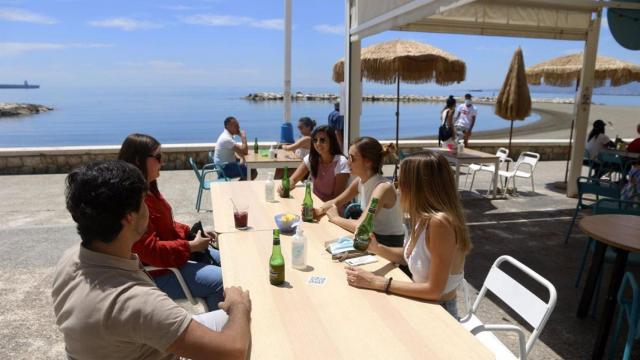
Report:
352,0,598,41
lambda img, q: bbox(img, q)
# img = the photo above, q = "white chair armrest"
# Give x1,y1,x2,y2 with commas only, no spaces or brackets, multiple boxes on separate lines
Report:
469,324,527,360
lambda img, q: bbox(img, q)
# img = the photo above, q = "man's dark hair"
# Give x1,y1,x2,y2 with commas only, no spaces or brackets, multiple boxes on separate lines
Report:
334,102,340,111
464,93,472,99
224,116,237,128
65,160,148,247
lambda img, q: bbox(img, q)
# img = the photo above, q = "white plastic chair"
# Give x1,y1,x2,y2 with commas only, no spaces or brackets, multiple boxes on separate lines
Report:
145,266,209,312
498,152,540,195
460,256,557,360
465,147,509,191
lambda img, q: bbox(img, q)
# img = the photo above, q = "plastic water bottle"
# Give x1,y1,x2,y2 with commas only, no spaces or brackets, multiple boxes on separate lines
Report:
265,172,275,202
291,225,307,270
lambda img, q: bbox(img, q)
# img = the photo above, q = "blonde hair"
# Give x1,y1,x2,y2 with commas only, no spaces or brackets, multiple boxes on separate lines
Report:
398,151,472,253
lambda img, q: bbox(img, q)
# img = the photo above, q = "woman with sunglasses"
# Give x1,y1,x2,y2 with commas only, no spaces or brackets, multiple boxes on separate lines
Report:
282,117,316,159
316,137,405,247
118,133,224,311
278,125,350,202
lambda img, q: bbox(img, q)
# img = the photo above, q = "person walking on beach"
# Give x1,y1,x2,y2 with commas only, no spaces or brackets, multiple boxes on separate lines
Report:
454,94,478,147
213,116,257,180
52,160,252,360
328,102,344,150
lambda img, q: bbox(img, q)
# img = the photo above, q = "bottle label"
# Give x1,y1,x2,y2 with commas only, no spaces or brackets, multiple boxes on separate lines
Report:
302,206,313,221
269,264,285,284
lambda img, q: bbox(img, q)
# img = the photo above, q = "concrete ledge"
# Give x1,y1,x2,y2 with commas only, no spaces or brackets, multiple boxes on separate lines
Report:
0,139,573,175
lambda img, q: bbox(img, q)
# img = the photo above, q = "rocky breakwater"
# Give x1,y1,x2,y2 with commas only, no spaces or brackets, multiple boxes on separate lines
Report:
244,92,574,104
0,103,53,117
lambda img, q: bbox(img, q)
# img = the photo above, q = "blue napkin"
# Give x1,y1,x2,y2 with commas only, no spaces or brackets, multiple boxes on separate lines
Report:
329,236,355,255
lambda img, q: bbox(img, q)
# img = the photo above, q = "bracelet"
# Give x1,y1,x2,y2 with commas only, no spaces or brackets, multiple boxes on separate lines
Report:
384,277,393,294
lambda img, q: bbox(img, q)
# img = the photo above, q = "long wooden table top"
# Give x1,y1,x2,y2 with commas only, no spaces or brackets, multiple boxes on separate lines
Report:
579,214,640,253
214,181,493,359
244,149,301,165
425,147,499,163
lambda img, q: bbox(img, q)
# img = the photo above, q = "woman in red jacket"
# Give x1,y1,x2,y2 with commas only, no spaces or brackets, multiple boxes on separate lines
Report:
118,133,223,310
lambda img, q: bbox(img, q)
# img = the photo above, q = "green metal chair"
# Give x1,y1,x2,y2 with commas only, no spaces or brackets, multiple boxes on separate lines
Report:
609,272,639,360
188,157,227,212
564,176,620,245
598,151,629,182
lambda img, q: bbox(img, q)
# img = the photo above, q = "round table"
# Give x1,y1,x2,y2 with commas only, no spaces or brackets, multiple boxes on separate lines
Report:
577,214,640,359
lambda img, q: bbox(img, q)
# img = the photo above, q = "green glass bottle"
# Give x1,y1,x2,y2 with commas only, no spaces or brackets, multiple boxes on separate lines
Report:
269,229,285,285
353,198,379,251
302,181,314,222
254,137,259,154
281,166,290,198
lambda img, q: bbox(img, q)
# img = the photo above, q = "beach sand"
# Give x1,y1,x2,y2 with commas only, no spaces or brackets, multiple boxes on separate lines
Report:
415,103,639,140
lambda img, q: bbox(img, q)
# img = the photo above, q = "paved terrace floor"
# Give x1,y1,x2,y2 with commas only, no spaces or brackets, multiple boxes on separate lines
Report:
1,160,638,359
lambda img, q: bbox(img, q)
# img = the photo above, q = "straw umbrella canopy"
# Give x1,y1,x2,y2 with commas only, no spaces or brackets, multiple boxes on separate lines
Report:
332,39,466,168
527,53,640,88
526,53,640,183
496,47,531,161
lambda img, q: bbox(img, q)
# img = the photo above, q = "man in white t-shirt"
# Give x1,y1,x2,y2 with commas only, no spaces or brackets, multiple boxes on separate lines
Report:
454,93,478,147
52,160,252,360
213,116,257,180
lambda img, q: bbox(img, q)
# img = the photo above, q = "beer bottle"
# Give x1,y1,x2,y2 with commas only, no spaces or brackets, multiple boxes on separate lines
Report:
269,229,285,285
281,166,290,198
254,137,259,154
353,198,379,251
302,181,314,222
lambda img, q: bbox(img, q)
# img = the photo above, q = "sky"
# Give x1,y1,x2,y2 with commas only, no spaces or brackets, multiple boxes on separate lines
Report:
0,0,638,90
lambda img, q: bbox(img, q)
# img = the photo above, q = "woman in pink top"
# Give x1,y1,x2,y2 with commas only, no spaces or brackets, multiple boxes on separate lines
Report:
278,125,350,202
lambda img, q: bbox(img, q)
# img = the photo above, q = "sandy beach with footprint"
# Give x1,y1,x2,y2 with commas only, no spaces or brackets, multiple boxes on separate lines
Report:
415,102,639,141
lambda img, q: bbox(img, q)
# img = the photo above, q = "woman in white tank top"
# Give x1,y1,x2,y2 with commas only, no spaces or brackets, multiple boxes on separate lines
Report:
316,137,405,247
344,151,471,319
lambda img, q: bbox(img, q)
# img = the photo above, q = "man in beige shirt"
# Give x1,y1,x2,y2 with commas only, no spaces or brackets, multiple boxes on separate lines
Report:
52,160,251,359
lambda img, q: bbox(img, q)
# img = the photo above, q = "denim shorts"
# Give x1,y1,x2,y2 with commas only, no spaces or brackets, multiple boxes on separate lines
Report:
440,298,460,320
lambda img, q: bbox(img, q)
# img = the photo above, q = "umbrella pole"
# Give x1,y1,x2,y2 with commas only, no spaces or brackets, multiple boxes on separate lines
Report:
563,80,580,184
507,120,514,171
393,77,400,181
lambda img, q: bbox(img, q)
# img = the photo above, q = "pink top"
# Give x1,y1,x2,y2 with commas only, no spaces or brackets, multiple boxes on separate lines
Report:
303,154,350,202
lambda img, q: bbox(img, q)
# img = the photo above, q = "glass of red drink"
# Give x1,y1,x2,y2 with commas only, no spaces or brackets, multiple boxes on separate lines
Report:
233,202,249,230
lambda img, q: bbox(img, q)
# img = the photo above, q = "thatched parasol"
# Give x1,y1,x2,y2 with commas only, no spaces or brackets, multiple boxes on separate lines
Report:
527,53,640,88
495,47,531,162
526,53,640,183
332,39,466,178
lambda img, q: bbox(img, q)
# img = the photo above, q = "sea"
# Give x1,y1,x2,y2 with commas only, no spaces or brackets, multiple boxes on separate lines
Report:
0,86,638,148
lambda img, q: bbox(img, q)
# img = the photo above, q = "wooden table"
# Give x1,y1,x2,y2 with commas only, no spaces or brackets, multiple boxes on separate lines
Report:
215,181,493,359
425,148,500,199
244,150,301,179
577,215,640,359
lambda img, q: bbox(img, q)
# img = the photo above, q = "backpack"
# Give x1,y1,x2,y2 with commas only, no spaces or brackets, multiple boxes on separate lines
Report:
438,109,453,145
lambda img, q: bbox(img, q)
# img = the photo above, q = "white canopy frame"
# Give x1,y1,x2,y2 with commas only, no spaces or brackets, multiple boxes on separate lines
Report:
343,0,640,197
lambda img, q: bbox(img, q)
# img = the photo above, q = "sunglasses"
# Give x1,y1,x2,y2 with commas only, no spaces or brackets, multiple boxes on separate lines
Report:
149,153,162,162
312,137,327,144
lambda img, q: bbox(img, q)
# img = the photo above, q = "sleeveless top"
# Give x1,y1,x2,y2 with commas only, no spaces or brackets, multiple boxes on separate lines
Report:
403,222,464,294
295,147,310,160
358,174,404,236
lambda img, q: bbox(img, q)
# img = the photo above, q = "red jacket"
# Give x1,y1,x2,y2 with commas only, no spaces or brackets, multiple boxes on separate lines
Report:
133,190,192,275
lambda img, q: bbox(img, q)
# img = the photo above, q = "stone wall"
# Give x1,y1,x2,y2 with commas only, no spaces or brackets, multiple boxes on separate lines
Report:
0,140,571,175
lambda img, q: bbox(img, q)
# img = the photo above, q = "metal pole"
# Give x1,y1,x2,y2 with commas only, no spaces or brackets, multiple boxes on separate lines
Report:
283,0,291,124
393,76,400,181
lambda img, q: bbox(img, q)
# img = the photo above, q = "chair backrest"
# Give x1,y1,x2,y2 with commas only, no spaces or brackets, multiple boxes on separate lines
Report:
598,151,624,166
470,255,557,356
188,157,204,186
594,198,640,216
208,150,215,163
512,152,540,175
496,147,509,162
577,176,621,200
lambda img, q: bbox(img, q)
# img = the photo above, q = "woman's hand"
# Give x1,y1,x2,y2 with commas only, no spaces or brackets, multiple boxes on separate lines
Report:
325,204,340,223
277,184,284,196
189,232,210,253
204,231,219,248
345,265,385,290
366,233,381,255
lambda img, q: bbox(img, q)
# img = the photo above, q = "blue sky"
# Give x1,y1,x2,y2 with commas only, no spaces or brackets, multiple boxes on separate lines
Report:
0,0,638,90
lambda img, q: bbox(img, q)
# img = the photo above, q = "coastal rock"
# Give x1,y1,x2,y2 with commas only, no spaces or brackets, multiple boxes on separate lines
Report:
244,92,574,104
0,103,53,118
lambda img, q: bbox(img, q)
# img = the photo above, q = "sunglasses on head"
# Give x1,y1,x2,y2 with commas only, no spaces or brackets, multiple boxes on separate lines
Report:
149,153,162,162
313,137,327,144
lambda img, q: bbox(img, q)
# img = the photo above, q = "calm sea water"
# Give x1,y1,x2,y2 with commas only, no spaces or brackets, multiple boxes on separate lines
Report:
0,86,637,147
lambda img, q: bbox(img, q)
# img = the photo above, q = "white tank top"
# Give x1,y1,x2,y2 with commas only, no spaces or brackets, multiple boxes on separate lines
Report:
403,223,464,294
358,174,404,236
